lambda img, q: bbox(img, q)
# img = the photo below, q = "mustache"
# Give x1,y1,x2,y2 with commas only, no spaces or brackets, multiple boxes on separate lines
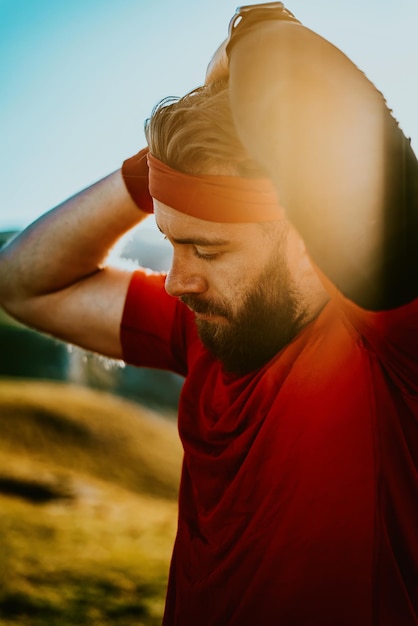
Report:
179,295,229,318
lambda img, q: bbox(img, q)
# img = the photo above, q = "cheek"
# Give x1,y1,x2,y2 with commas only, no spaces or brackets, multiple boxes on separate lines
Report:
219,274,252,317
208,249,272,310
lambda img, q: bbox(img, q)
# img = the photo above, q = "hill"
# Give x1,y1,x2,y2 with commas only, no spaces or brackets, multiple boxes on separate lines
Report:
0,379,182,625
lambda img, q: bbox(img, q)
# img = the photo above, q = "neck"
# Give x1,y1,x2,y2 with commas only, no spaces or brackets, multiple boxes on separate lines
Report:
287,226,331,331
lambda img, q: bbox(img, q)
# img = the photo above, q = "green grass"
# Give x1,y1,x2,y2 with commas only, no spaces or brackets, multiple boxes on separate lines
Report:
0,307,23,328
0,379,182,625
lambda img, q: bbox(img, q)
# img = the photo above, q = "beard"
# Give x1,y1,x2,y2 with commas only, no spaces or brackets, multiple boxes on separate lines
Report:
180,246,302,375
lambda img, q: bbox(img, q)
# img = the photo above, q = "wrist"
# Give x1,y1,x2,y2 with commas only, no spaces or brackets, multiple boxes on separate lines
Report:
226,2,300,58
121,147,154,213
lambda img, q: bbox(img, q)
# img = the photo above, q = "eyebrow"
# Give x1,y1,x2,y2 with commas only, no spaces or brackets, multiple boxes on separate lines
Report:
156,223,230,247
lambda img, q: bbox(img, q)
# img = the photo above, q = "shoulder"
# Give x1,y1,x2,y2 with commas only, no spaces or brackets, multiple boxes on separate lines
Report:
334,293,418,394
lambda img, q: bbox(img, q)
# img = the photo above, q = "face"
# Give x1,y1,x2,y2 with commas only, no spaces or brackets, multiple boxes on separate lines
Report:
154,201,302,374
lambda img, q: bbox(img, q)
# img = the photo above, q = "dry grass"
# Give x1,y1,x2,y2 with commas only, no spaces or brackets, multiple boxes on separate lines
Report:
0,379,182,625
0,379,181,498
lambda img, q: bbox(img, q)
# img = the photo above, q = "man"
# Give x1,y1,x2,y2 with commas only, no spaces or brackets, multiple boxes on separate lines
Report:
0,4,417,625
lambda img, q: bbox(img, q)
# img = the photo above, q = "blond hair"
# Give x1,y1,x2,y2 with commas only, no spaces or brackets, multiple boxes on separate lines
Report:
145,79,265,178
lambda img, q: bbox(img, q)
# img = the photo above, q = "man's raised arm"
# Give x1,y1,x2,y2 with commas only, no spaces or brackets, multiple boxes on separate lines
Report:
0,167,149,359
223,9,418,310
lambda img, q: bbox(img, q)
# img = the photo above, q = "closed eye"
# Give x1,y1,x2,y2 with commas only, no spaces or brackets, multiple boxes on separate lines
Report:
194,248,219,261
157,224,226,261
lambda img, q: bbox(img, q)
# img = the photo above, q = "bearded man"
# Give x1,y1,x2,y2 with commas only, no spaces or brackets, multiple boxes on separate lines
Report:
0,4,417,625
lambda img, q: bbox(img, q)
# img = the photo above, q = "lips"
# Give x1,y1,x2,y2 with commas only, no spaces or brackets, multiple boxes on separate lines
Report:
180,296,228,319
194,311,226,322
182,303,229,325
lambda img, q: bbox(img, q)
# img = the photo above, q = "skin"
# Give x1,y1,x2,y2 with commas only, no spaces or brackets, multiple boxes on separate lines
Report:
0,169,328,371
207,21,410,310
155,199,329,371
1,11,408,369
0,170,145,359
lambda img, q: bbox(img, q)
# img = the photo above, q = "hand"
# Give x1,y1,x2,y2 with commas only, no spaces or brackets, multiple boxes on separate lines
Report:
205,3,300,85
205,38,229,84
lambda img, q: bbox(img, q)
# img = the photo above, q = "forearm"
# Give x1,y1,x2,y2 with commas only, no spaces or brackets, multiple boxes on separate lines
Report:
0,169,145,314
228,20,418,310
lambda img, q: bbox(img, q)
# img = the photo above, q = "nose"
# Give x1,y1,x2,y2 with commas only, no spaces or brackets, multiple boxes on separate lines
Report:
165,252,207,298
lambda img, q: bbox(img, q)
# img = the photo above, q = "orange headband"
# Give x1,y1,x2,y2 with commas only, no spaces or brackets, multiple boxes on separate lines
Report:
147,153,284,223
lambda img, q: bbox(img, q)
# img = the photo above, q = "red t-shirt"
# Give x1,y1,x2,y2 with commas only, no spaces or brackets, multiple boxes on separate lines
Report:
121,269,418,626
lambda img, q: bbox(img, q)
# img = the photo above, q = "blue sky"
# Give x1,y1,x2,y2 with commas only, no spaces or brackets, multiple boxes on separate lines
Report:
1,0,417,231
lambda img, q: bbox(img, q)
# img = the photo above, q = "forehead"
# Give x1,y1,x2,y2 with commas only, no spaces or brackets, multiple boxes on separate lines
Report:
153,199,262,243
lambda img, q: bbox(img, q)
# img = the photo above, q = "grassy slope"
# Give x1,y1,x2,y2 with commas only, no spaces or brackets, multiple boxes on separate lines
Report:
0,306,23,328
0,379,182,625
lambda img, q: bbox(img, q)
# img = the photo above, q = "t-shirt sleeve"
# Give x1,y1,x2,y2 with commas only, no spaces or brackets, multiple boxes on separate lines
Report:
337,293,418,396
120,269,190,376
